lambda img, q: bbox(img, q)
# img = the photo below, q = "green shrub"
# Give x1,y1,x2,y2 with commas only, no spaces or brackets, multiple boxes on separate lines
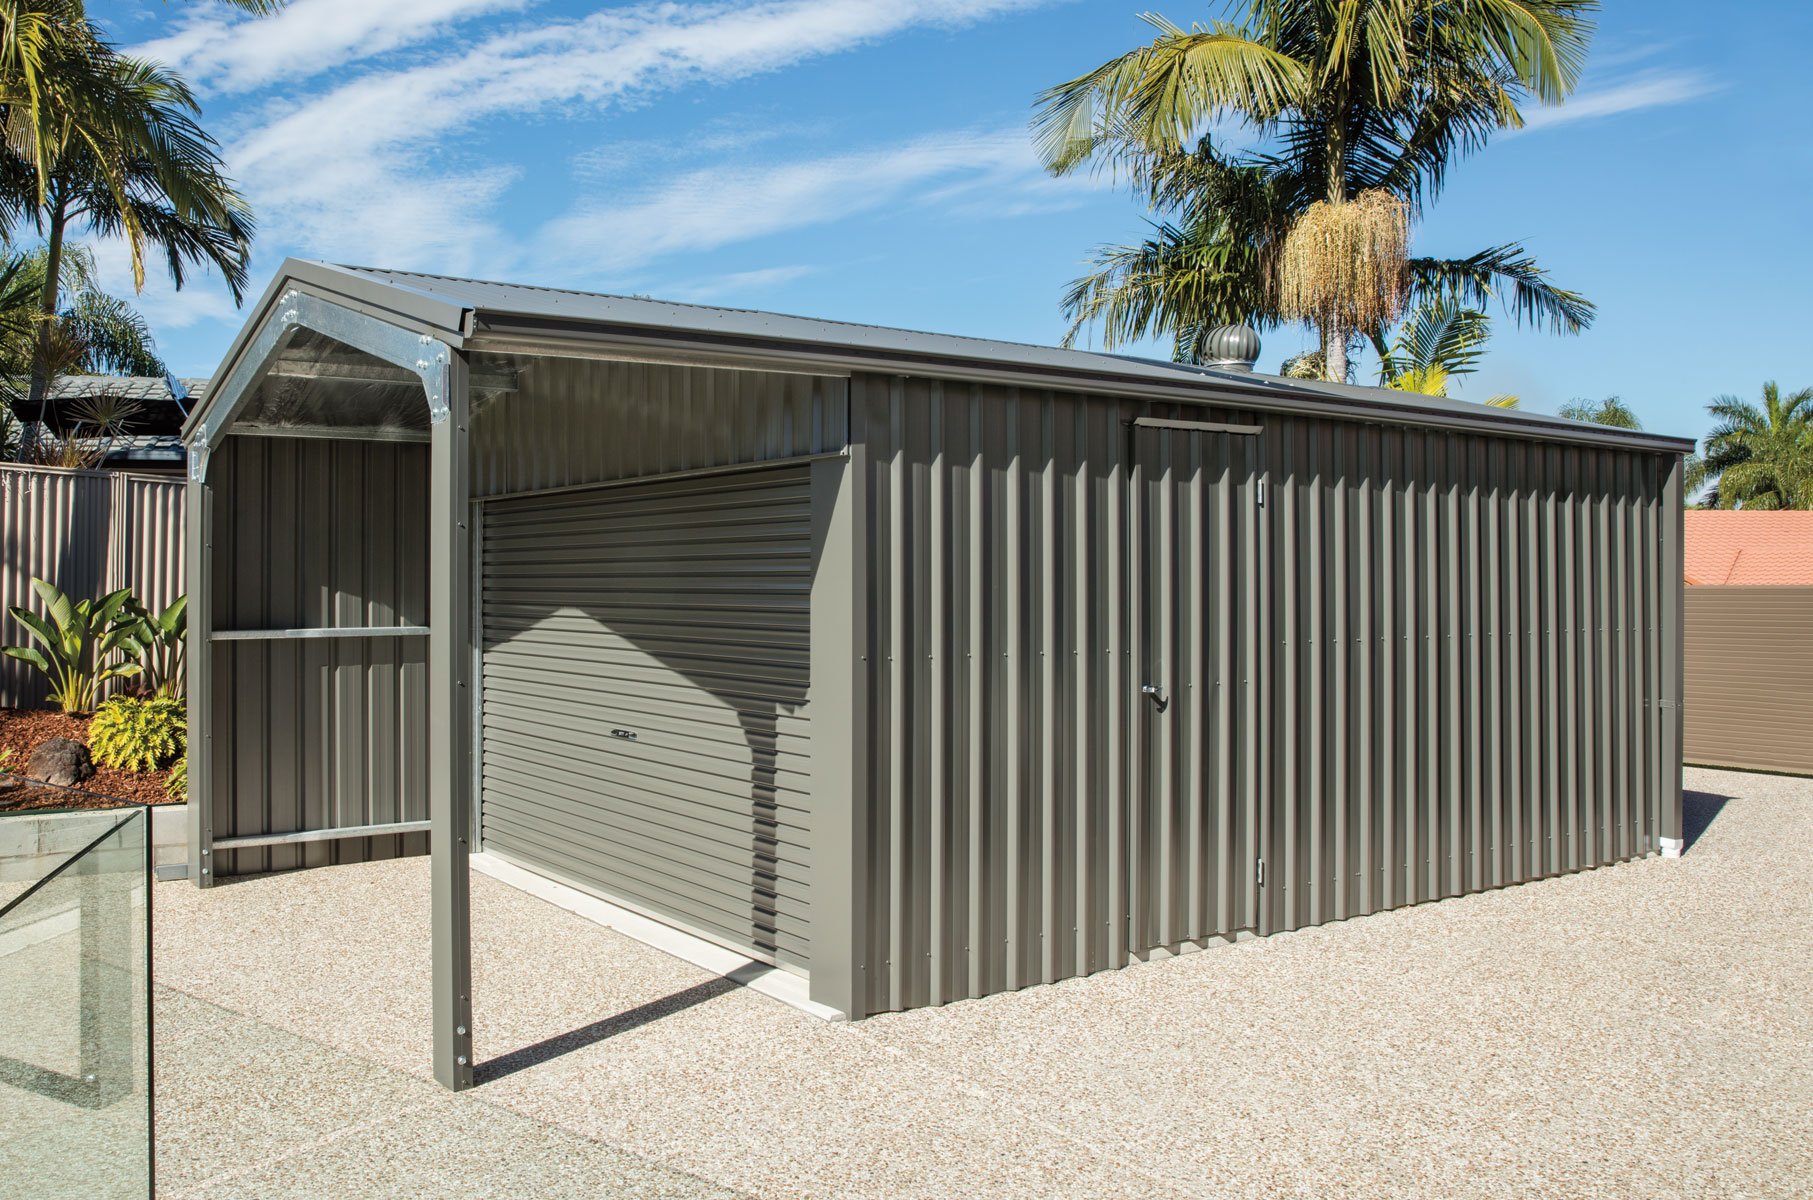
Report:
3,580,139,713
88,695,186,772
166,754,187,802
116,595,187,699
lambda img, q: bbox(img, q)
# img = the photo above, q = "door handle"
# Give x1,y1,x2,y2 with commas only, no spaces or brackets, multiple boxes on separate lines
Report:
1141,683,1169,714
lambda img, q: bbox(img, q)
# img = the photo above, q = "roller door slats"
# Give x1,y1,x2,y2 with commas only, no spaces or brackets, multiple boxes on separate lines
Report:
481,708,813,797
478,791,813,894
480,466,814,966
478,743,812,826
481,823,810,941
483,696,811,758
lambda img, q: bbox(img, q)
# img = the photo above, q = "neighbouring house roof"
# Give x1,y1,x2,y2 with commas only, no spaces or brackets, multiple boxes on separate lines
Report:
1684,511,1813,585
187,258,1699,456
36,374,209,437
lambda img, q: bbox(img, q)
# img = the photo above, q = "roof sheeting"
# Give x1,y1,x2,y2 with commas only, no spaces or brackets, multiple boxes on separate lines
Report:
192,258,1696,454
1684,511,1813,585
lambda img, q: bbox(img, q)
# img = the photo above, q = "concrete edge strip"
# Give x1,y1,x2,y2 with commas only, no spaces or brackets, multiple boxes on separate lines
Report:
470,852,845,1023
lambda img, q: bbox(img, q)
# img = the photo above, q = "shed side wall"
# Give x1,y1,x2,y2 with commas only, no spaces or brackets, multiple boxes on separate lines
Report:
1683,585,1813,775
1255,417,1672,934
853,373,1678,1016
207,435,430,875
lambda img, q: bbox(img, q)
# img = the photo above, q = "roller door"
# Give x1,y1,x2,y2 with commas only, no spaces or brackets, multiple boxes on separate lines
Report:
479,467,813,969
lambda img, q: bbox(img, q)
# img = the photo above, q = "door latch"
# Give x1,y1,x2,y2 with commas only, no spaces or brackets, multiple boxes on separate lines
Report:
1141,683,1169,713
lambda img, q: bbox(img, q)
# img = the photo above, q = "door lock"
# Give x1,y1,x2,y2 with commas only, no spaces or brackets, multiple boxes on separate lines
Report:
1141,683,1169,713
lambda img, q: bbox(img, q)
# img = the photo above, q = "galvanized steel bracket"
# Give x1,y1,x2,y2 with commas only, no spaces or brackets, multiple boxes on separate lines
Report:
417,334,452,424
188,287,460,477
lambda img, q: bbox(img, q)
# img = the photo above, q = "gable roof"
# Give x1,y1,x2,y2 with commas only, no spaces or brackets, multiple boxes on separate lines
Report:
1684,511,1813,585
192,258,1697,455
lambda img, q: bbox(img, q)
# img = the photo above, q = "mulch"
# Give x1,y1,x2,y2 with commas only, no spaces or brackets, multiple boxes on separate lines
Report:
0,707,180,812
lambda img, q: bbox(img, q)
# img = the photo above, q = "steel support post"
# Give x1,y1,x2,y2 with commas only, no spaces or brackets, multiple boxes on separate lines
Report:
186,469,213,886
429,348,474,1091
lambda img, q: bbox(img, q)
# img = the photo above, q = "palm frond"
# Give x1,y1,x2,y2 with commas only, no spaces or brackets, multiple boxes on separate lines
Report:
1034,21,1308,173
1408,242,1594,334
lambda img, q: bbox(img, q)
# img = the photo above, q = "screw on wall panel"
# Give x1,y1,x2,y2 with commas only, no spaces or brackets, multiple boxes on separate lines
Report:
456,1026,467,1036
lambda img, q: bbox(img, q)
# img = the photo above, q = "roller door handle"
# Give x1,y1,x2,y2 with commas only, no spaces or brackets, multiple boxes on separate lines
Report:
1141,683,1169,714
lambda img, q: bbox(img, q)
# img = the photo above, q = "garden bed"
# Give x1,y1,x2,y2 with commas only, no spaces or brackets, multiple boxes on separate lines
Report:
0,707,179,811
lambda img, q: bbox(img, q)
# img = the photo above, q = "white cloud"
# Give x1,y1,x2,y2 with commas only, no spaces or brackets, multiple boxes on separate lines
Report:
672,265,819,303
218,0,1055,271
537,131,1048,276
134,0,524,95
1518,69,1718,132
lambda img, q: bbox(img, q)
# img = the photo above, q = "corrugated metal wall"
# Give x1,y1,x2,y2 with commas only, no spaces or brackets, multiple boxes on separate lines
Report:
479,467,814,969
0,464,186,708
1254,415,1674,935
851,373,1680,1015
1684,585,1813,775
469,354,848,497
206,436,430,875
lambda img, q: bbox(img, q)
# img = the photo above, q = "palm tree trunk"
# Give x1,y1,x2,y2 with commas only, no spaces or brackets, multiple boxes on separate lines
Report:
17,203,66,464
1321,78,1349,384
1323,328,1347,383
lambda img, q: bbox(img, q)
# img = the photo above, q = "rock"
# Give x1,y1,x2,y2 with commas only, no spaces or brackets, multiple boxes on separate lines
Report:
26,737,94,788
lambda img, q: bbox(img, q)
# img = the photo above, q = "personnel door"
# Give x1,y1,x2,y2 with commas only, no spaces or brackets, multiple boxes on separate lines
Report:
1130,418,1263,952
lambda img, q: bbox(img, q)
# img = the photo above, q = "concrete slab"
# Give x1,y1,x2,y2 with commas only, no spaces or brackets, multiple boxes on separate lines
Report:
161,1089,745,1200
142,767,1813,1198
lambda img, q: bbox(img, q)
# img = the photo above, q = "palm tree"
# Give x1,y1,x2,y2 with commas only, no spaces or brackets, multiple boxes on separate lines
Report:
0,43,253,459
0,243,165,377
1,2,278,238
1037,2,1598,381
0,243,167,463
1557,395,1640,429
1366,296,1517,406
1690,383,1813,510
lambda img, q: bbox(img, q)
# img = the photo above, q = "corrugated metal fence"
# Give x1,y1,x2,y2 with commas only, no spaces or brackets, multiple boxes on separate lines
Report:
1684,585,1813,775
0,463,186,709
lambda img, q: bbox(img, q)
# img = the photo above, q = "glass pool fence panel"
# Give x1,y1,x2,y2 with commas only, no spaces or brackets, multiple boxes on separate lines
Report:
0,802,151,1199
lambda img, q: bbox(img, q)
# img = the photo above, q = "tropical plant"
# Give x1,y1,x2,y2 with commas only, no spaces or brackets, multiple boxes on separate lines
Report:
0,243,167,463
1036,2,1598,380
0,244,164,373
2,578,137,712
0,1,278,236
1,9,254,459
1557,394,1640,429
1689,382,1813,510
1360,297,1517,407
165,751,187,801
116,593,186,699
88,692,185,771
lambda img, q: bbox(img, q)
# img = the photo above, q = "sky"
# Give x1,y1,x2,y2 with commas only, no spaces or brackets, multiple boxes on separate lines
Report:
82,0,1813,446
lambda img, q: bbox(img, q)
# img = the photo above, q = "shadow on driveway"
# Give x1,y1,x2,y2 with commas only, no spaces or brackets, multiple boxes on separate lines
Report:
477,975,741,1085
1683,790,1731,852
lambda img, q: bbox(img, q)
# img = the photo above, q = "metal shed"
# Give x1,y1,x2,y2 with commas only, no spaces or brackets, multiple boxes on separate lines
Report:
184,260,1692,1090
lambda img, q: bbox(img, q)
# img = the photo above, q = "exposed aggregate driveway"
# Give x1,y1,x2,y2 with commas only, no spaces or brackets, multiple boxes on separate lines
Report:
152,766,1811,1198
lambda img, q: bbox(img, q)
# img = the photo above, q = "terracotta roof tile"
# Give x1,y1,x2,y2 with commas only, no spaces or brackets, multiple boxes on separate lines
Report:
1684,511,1813,585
